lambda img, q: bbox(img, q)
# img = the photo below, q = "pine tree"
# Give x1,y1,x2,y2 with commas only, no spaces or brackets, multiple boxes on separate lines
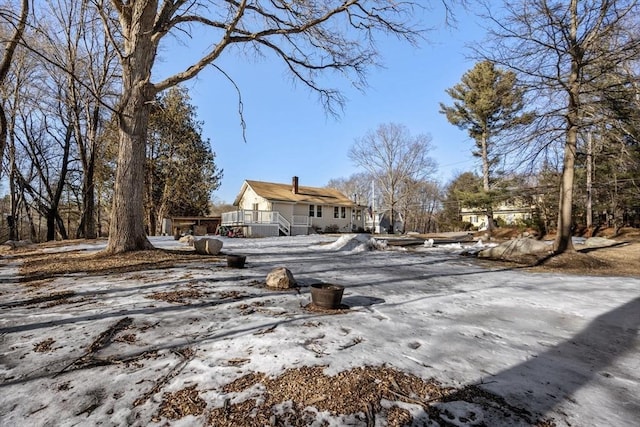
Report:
440,60,533,235
145,87,223,235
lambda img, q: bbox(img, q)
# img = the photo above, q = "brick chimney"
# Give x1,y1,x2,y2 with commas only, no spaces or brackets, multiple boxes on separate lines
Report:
292,176,299,194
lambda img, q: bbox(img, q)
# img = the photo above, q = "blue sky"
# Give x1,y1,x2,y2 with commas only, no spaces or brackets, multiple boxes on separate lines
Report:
154,4,487,204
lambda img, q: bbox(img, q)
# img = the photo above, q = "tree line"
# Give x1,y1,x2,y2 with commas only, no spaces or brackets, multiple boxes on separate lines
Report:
1,0,428,252
0,0,221,242
2,1,639,256
333,1,640,253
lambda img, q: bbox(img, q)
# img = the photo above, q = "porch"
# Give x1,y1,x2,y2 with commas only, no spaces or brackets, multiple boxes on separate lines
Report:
221,210,311,237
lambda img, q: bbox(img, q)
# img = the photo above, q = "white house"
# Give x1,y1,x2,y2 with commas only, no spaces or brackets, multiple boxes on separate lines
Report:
221,177,366,237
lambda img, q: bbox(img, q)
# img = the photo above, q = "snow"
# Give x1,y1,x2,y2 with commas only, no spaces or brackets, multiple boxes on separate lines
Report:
1,234,639,426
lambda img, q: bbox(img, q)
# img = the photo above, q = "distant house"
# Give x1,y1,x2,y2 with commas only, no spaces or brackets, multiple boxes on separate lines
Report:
221,177,366,237
460,197,535,230
365,210,404,234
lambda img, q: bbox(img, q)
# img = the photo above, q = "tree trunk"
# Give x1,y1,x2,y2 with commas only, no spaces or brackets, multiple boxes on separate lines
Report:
480,131,494,235
0,0,29,182
554,0,579,254
105,2,158,253
105,86,155,252
586,132,593,230
76,105,99,240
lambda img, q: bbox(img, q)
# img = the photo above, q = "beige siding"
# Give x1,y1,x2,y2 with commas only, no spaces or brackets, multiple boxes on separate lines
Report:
238,187,270,210
272,202,294,223
228,180,366,235
307,204,359,232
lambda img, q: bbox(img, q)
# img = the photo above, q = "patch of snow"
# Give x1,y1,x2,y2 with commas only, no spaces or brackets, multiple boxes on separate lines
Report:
315,233,386,252
0,234,638,426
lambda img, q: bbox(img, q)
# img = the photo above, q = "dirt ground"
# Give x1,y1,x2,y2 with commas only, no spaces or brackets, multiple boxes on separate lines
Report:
1,229,638,426
490,227,640,277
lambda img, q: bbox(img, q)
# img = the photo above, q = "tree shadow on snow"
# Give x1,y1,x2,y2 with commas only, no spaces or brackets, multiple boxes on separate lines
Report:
441,296,640,425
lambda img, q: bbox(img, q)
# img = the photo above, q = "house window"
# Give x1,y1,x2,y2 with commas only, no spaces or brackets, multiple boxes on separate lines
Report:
341,207,346,219
356,210,362,221
470,215,478,224
317,205,322,218
334,207,339,218
309,205,315,217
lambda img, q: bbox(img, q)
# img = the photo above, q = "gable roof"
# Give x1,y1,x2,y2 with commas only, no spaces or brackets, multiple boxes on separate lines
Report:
234,179,357,207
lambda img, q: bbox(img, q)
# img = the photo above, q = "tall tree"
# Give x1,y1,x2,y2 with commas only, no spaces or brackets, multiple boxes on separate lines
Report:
440,60,533,235
348,123,437,233
35,0,120,239
0,0,28,182
481,0,640,253
90,1,430,253
145,86,223,235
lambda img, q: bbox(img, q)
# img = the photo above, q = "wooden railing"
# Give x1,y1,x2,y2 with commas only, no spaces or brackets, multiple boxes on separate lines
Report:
221,210,295,235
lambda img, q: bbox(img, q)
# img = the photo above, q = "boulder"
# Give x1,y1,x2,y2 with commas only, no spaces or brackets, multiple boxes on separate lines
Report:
583,236,618,248
193,238,223,255
266,267,297,289
478,238,551,260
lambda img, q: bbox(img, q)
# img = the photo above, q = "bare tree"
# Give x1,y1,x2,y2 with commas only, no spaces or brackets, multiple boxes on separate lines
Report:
88,0,434,253
326,171,374,206
398,178,441,233
33,0,120,239
0,0,28,182
480,0,640,253
348,123,437,233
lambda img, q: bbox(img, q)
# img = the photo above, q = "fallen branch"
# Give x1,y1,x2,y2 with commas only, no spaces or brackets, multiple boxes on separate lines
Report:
253,324,277,335
338,337,363,350
133,347,196,407
54,317,133,378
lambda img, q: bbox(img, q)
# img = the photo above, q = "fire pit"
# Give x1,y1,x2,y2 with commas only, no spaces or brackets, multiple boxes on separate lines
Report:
226,254,247,268
310,283,345,309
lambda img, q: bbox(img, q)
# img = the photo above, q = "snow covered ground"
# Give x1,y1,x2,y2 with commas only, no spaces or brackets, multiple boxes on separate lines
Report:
0,234,638,426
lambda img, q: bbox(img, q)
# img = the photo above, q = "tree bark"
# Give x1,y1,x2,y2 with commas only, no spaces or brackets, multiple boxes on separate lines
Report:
0,0,29,182
554,0,579,254
105,2,158,253
106,85,156,252
480,130,494,235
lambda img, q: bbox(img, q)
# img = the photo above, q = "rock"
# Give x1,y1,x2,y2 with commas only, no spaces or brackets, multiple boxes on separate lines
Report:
193,238,223,255
478,238,552,260
179,235,195,246
583,237,618,248
265,267,296,289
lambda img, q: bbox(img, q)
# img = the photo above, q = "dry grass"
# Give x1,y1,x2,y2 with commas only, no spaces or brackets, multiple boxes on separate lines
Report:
532,241,640,277
156,385,207,421
12,246,221,282
206,366,452,426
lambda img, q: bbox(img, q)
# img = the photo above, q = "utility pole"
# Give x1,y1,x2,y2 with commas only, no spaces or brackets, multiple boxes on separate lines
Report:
371,180,376,234
586,132,593,229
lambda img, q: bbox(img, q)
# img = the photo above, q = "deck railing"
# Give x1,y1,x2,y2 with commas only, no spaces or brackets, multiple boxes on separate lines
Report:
221,209,295,235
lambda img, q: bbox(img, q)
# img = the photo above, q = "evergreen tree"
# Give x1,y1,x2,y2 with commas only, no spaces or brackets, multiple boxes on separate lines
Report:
145,87,223,235
440,60,533,234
